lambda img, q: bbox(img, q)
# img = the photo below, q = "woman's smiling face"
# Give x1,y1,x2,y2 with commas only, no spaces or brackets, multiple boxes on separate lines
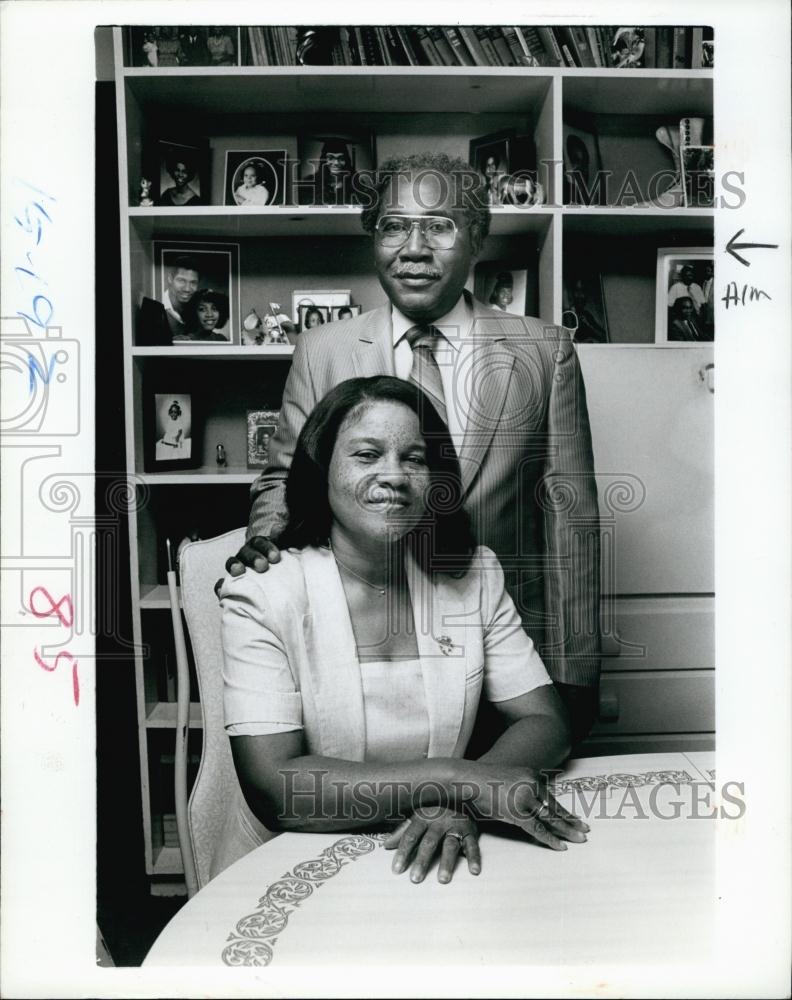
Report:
328,400,429,549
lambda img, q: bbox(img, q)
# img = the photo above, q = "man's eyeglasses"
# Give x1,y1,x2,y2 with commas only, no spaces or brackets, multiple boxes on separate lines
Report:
375,215,459,250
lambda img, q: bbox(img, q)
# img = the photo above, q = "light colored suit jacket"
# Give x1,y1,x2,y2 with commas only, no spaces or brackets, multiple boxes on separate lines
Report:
249,297,600,686
220,545,550,758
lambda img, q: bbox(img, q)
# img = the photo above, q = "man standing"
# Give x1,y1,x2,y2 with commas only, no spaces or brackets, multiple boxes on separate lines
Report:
227,153,600,742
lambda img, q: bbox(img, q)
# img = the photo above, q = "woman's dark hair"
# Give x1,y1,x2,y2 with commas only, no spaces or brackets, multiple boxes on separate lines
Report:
168,401,182,417
278,376,475,575
320,138,352,170
165,154,196,181
303,306,325,327
186,288,229,329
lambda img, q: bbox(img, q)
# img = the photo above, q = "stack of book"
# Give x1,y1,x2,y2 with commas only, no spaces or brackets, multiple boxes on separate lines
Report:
241,26,713,69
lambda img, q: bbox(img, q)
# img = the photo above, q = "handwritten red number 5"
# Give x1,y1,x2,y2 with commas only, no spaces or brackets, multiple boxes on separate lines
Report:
29,587,79,707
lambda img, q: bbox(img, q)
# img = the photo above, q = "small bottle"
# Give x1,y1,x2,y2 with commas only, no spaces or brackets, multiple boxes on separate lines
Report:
216,443,227,468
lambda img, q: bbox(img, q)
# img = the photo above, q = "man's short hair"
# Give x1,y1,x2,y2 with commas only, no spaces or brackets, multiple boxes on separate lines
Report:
168,255,201,277
360,152,491,252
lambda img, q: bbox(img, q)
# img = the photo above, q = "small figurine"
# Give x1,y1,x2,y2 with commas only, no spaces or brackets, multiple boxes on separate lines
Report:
216,443,227,468
242,307,265,345
139,177,154,207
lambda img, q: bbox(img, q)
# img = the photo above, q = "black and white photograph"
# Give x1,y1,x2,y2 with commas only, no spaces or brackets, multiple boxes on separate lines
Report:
144,392,201,471
562,270,610,344
297,131,375,205
3,10,789,999
330,304,361,321
562,121,604,205
474,260,529,315
152,241,240,343
224,150,288,207
154,139,208,207
246,409,280,469
655,248,715,343
469,129,515,206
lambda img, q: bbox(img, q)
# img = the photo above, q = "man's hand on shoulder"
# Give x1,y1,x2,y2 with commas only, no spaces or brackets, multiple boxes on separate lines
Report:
214,536,282,596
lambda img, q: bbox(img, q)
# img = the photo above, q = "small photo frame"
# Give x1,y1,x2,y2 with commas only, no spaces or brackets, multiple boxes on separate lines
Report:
330,304,361,322
247,410,280,469
655,248,715,344
563,122,604,206
469,129,515,207
292,290,351,332
154,139,209,207
562,271,610,344
125,26,240,67
154,241,240,344
145,393,202,471
474,261,528,316
681,146,715,208
297,132,375,205
224,150,288,207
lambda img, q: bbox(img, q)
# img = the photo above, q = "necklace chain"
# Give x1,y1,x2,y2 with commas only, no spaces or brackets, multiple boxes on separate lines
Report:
331,547,387,596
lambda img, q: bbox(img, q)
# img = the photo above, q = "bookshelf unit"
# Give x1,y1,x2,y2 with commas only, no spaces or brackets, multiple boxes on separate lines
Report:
112,28,715,888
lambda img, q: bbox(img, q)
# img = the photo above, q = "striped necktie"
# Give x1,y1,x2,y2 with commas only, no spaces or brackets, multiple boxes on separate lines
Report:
406,325,448,427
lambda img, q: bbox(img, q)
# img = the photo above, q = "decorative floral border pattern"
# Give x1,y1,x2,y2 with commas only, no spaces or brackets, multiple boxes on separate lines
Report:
550,768,696,795
222,832,386,966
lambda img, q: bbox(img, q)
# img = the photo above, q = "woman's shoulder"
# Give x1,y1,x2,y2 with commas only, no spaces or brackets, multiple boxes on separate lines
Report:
434,546,502,597
218,547,314,614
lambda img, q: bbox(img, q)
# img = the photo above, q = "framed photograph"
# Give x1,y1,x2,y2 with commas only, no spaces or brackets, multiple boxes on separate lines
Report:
224,150,288,207
469,129,515,207
144,392,202,472
474,261,529,316
562,271,610,344
125,26,240,67
153,241,240,344
292,290,351,331
297,132,375,205
330,304,361,322
247,410,280,470
563,122,604,206
655,248,715,344
681,146,715,207
154,139,209,207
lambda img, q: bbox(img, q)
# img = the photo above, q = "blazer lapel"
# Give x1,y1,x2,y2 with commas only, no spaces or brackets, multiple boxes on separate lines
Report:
300,547,366,760
457,308,517,495
406,555,467,758
351,305,396,378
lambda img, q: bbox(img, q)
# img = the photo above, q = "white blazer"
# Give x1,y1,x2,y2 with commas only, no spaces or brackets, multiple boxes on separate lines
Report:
219,545,551,761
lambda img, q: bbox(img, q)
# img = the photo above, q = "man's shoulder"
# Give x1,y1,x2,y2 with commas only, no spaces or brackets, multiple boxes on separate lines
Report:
470,300,570,348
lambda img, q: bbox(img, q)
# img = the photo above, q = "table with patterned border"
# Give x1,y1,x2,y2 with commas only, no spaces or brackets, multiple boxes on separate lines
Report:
144,752,716,967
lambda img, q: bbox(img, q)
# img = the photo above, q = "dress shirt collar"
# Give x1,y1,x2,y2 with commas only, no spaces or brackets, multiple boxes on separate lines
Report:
163,290,186,324
391,291,473,353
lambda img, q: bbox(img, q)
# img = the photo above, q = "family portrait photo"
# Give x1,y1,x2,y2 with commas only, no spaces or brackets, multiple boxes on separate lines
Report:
562,270,610,344
153,241,240,343
224,150,288,206
155,139,208,207
246,409,280,469
297,132,375,204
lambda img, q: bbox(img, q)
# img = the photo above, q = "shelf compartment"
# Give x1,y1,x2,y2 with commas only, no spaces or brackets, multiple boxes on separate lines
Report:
563,72,712,116
132,344,294,359
563,208,714,236
138,467,256,485
147,701,204,729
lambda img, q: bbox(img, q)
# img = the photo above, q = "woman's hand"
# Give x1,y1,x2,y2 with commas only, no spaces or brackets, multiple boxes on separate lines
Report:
465,767,589,851
384,806,481,884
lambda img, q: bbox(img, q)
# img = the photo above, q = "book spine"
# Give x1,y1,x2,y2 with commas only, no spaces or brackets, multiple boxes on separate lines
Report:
643,27,656,68
520,26,550,66
374,27,392,65
444,27,474,66
512,27,538,66
656,26,673,68
354,27,368,65
585,26,603,66
570,26,596,67
428,26,456,65
246,27,259,66
396,27,421,66
337,27,351,66
690,27,703,69
413,27,443,66
536,26,564,66
383,26,409,65
347,26,362,65
488,27,515,66
560,43,577,68
362,26,384,65
672,26,688,68
474,26,501,65
502,26,529,65
599,26,614,66
457,26,487,66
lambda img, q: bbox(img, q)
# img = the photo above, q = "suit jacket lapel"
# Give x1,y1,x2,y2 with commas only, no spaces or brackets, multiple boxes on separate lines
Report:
457,306,517,495
300,547,366,760
351,304,396,378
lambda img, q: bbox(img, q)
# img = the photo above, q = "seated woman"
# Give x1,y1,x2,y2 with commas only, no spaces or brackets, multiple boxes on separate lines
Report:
218,376,587,884
174,289,230,342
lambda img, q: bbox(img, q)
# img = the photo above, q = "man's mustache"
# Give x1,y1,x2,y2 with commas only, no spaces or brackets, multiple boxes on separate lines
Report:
391,267,442,279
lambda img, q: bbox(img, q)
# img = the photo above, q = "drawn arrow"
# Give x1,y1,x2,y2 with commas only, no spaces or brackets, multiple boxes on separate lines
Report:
725,229,779,267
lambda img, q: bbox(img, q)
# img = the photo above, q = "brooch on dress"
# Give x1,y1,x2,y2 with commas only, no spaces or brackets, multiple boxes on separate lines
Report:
437,635,454,656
